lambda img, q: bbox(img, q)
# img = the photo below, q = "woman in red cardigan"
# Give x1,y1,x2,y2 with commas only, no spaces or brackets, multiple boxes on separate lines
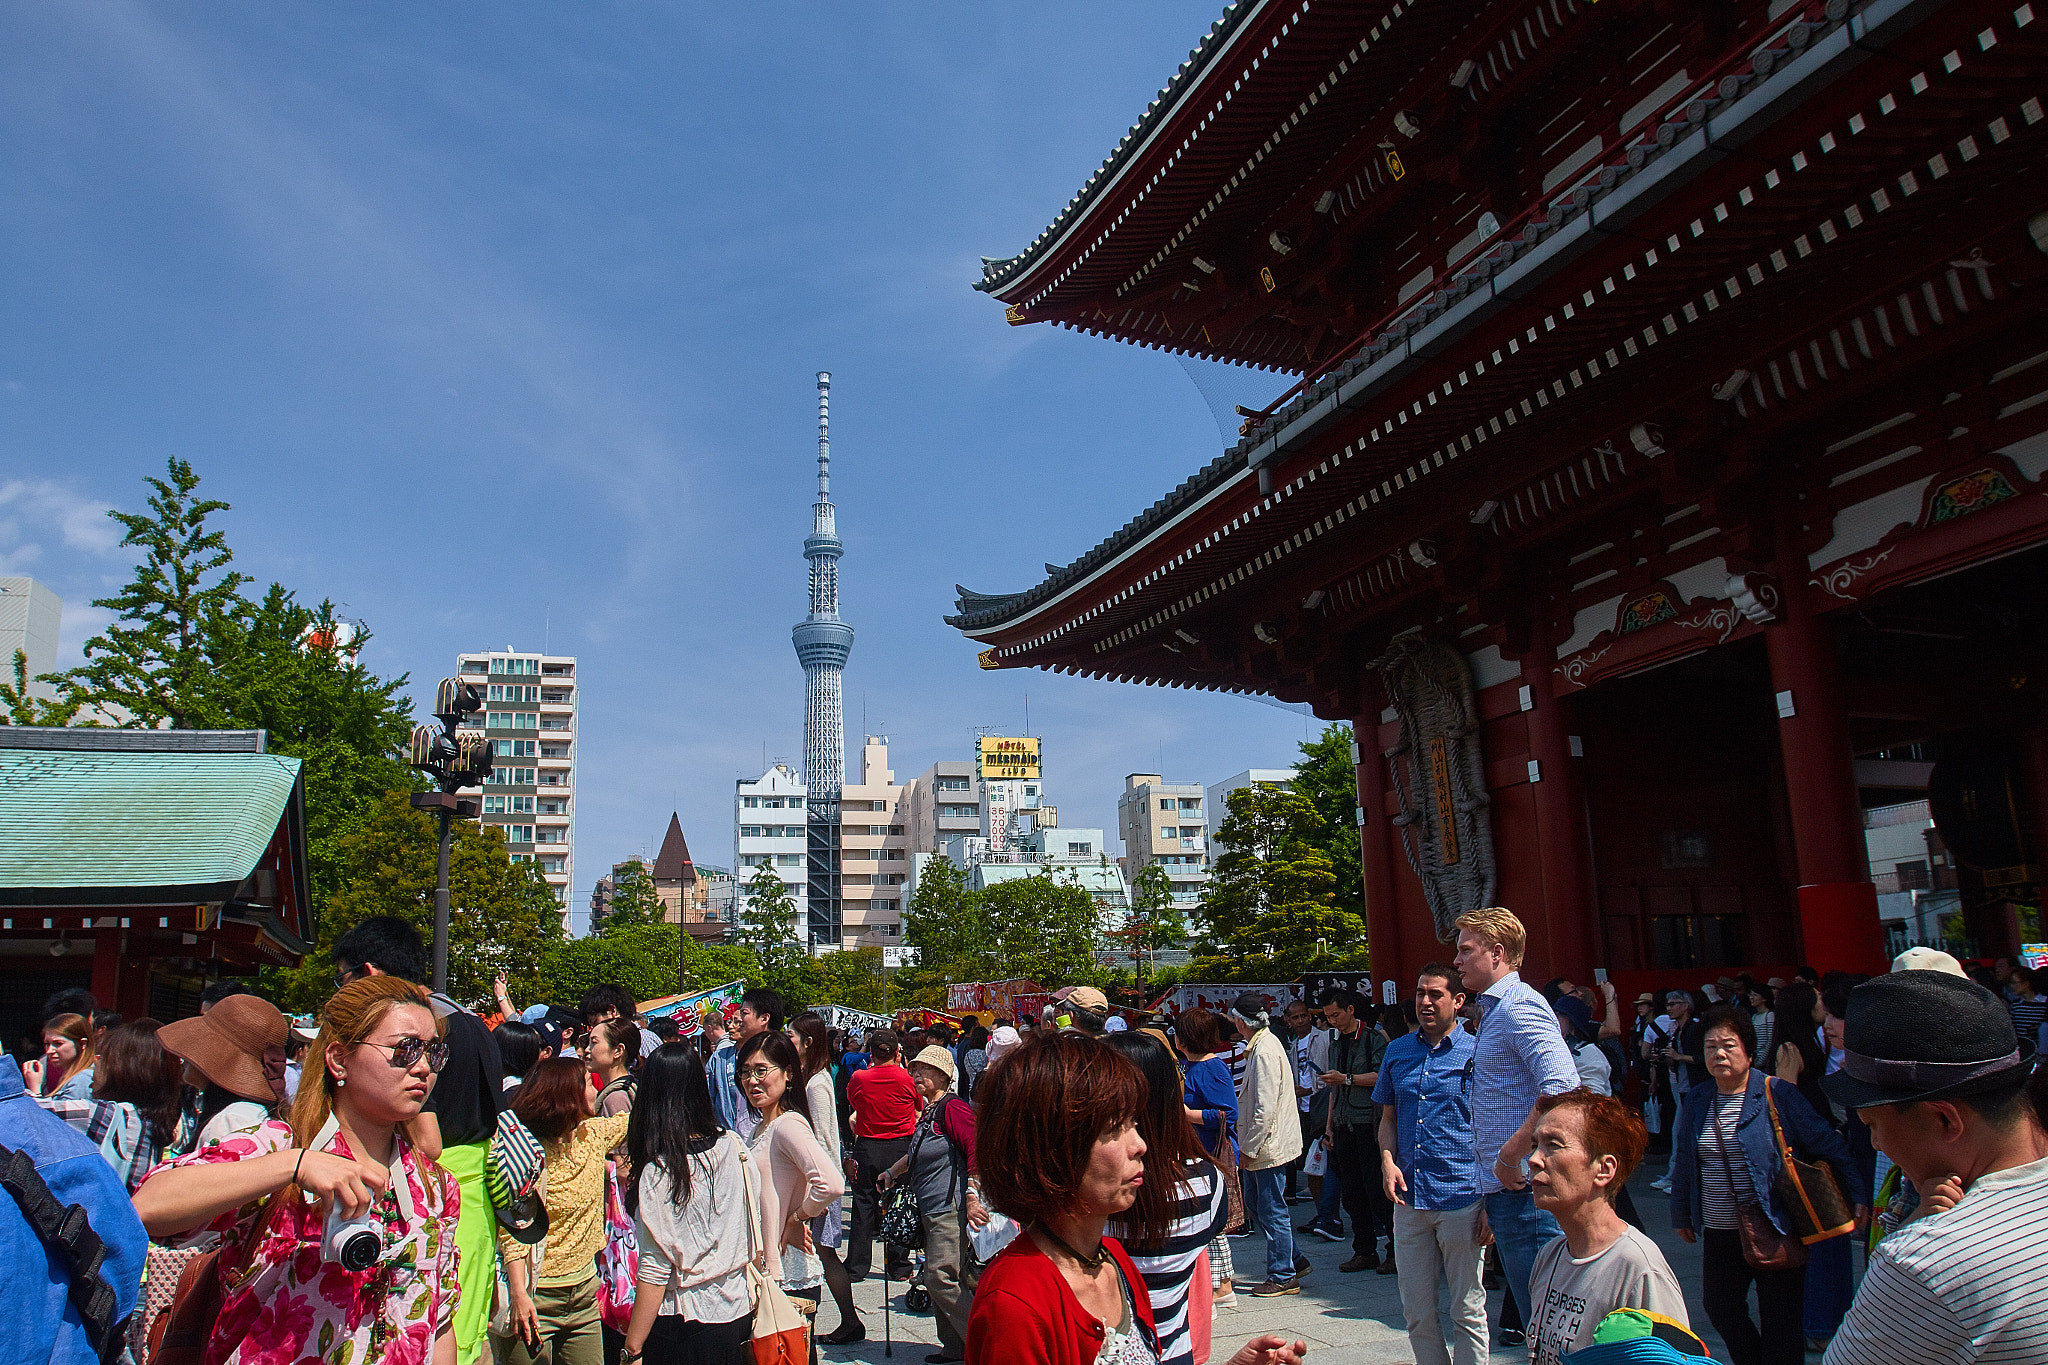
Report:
968,1031,1308,1365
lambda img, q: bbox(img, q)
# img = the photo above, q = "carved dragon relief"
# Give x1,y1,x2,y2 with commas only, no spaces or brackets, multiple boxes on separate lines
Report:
1371,631,1496,943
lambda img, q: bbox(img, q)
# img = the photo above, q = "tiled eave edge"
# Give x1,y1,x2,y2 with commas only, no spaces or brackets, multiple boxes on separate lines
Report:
953,0,1933,647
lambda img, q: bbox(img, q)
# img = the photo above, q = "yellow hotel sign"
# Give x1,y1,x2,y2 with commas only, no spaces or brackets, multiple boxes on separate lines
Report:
978,736,1041,780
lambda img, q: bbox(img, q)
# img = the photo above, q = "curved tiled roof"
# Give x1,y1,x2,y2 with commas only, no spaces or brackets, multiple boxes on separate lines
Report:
974,1,1257,295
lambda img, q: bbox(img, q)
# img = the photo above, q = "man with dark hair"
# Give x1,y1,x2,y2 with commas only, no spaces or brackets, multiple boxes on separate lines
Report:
1319,987,1392,1273
1061,986,1110,1036
332,915,501,1365
1820,974,2048,1364
708,988,786,1140
39,987,96,1027
198,980,255,1013
579,983,637,1025
845,1026,917,1282
1375,966,1485,1365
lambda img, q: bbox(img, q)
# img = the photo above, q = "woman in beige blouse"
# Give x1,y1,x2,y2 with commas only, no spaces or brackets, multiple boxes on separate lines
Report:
736,1029,844,1346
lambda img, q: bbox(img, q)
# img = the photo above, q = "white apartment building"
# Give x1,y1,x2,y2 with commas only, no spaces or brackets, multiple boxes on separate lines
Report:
1118,774,1209,911
0,578,62,703
735,763,808,937
1205,768,1299,844
455,650,579,927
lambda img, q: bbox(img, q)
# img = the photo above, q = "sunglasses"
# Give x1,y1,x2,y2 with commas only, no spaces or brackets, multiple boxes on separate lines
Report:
360,1037,451,1073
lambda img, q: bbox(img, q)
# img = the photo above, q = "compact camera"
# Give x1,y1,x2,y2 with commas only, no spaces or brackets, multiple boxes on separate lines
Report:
326,1204,382,1271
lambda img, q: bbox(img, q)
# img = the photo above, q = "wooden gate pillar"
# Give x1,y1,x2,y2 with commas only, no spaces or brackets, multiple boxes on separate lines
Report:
1353,671,1405,993
1519,644,1600,985
1764,558,1886,974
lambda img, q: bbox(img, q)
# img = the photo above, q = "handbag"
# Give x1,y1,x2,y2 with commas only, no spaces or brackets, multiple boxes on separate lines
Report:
1641,1097,1663,1136
593,1159,639,1331
1765,1080,1855,1244
737,1142,810,1365
147,1198,279,1365
881,1100,957,1252
1708,1094,1806,1270
1211,1124,1247,1235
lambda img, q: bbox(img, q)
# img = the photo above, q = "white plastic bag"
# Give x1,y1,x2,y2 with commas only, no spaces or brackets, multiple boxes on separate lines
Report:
1303,1137,1328,1178
971,1208,1022,1265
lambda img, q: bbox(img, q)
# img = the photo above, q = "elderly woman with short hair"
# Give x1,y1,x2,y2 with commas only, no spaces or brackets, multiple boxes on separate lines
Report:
879,1045,982,1362
1669,1006,1868,1365
968,1031,1307,1365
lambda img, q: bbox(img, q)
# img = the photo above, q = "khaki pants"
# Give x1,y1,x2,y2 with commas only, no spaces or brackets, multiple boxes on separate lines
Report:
1393,1201,1489,1365
495,1273,603,1365
922,1208,981,1358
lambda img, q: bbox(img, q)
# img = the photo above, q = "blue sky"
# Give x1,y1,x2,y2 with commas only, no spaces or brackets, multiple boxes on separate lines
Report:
0,0,1317,930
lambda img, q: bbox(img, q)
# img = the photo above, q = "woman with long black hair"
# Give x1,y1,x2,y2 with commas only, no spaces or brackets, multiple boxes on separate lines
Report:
1103,1029,1230,1365
618,1043,757,1365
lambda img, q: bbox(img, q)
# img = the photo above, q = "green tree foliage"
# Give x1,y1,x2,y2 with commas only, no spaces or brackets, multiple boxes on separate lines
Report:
53,460,416,919
268,791,563,1011
540,922,684,1007
1295,722,1365,929
58,457,249,730
901,859,1105,990
593,858,663,936
687,943,766,995
1127,861,1191,952
2,650,85,725
1192,783,1364,982
734,865,807,979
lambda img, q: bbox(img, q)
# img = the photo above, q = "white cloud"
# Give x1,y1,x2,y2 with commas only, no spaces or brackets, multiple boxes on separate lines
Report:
0,479,123,575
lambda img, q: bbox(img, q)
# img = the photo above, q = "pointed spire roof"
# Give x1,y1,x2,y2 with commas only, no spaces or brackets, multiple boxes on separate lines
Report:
651,813,696,883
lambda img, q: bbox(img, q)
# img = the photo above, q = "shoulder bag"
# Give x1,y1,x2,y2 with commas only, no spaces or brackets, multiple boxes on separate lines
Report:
737,1140,810,1365
0,1139,131,1365
147,1195,281,1365
1707,1095,1806,1269
1765,1080,1854,1244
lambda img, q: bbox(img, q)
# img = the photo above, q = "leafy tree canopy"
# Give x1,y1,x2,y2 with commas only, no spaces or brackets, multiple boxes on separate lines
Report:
267,791,563,1011
901,860,1109,991
540,922,684,1007
1192,782,1364,983
593,858,663,936
733,864,807,980
1295,722,1365,929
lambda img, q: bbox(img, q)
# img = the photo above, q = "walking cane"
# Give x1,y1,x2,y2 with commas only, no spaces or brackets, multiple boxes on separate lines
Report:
883,1251,893,1358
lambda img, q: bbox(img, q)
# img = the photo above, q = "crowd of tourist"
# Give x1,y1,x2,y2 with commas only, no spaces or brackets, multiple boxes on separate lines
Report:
6,908,2047,1365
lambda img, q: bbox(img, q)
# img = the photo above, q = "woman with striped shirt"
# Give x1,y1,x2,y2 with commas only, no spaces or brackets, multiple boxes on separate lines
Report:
1105,1030,1230,1365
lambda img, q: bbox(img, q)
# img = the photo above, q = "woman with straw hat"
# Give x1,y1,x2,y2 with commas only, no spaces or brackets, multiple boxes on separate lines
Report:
157,992,291,1150
135,975,461,1365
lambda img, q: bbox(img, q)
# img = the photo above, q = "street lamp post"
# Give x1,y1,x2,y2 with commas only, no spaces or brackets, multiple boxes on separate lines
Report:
407,678,493,993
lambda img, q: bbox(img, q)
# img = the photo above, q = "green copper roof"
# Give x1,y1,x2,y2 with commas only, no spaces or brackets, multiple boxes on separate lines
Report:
0,748,302,893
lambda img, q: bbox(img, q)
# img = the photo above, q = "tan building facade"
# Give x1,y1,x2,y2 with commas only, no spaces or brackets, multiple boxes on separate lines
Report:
1117,774,1209,915
839,736,909,946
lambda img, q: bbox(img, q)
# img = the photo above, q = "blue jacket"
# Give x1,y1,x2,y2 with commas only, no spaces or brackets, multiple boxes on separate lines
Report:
1669,1071,1868,1236
0,1056,147,1365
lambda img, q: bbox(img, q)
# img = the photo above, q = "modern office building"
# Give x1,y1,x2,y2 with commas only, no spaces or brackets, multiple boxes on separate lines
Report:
1117,774,1209,912
455,650,578,927
0,578,62,702
1205,769,1299,845
735,762,808,936
839,736,909,946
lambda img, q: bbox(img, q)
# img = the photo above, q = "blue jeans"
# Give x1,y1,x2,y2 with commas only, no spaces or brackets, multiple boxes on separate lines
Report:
1483,1187,1563,1323
1247,1166,1297,1283
1316,1155,1344,1227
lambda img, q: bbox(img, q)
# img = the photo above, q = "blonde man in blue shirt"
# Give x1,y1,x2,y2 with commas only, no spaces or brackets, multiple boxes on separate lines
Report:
1376,964,1486,1365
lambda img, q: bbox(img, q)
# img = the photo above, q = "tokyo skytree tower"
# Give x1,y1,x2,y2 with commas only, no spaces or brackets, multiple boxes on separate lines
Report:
791,372,852,789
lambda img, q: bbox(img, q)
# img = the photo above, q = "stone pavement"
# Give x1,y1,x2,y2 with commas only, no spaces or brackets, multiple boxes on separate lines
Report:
814,1155,1827,1363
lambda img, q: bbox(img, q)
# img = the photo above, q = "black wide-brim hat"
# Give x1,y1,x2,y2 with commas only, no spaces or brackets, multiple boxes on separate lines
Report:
1821,971,2031,1110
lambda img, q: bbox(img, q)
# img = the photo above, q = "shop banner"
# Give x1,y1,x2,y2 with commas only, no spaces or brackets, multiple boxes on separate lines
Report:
637,980,745,1034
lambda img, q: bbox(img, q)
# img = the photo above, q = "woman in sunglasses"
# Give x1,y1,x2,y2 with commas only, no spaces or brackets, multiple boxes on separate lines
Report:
135,975,463,1365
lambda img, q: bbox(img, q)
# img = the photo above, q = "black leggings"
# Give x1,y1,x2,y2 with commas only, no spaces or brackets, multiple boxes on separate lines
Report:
1700,1227,1807,1365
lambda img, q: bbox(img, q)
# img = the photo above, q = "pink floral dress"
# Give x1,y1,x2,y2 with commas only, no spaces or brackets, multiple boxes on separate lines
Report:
157,1119,460,1365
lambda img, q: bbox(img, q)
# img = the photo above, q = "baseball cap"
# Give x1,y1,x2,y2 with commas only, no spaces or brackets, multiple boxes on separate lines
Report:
1066,986,1110,1013
1891,946,1966,978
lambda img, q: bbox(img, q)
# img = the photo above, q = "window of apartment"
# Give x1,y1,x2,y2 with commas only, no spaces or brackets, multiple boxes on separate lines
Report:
1159,798,1175,811
937,778,970,791
775,853,803,867
890,825,904,836
884,849,904,861
1160,825,1177,839
886,874,906,885
540,744,568,759
1024,786,1038,797
509,796,534,814
510,853,529,863
844,849,872,861
939,805,976,818
1068,842,1091,856
505,825,534,844
460,661,486,675
540,858,565,873
539,800,564,815
484,795,508,815
1179,798,1202,811
867,825,889,836
534,829,563,844
874,899,897,912
740,825,761,838
1180,826,1202,839
1896,859,1932,891
741,797,759,808
741,854,768,866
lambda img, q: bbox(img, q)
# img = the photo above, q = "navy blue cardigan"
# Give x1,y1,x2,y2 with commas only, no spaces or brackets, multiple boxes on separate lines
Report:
1669,1071,1868,1236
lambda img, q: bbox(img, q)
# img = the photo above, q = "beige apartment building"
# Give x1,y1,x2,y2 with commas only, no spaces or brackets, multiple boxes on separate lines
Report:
456,649,577,929
902,759,982,854
1116,774,1209,915
839,736,910,946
